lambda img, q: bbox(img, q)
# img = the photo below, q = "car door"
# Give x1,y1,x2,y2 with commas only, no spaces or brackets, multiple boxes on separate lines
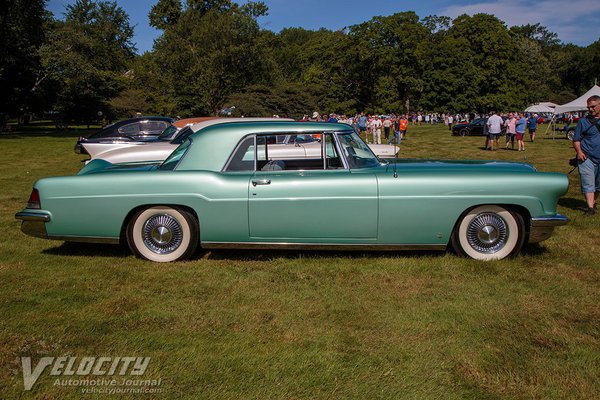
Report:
248,133,378,240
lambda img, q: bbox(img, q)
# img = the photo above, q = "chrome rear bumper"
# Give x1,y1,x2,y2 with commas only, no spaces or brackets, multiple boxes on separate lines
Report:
15,211,51,239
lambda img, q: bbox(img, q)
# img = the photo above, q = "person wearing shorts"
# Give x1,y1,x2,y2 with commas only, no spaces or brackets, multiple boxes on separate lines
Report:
515,113,526,151
528,114,538,142
486,111,503,151
573,95,600,215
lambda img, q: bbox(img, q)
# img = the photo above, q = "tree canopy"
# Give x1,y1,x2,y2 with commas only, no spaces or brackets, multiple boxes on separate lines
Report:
2,0,599,123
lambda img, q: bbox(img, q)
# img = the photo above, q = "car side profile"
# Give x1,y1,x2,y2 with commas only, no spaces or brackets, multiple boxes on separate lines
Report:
17,121,568,262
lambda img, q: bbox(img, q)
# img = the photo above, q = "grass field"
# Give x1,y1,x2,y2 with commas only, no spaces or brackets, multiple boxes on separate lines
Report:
0,122,598,399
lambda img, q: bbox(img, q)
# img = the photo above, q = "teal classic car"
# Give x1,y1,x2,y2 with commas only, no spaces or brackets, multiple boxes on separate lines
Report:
16,121,568,262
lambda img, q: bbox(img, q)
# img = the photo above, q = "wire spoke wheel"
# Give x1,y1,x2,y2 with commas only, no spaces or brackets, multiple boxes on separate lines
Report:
452,205,525,261
142,214,184,254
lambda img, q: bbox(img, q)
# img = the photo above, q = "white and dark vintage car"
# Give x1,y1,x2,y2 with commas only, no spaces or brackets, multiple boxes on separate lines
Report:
79,119,399,164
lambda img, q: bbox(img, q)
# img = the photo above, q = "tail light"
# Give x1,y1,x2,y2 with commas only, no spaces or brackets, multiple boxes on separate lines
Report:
27,189,41,209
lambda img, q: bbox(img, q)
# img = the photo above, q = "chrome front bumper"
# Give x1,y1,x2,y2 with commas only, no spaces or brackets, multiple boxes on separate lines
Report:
15,211,51,239
529,214,569,243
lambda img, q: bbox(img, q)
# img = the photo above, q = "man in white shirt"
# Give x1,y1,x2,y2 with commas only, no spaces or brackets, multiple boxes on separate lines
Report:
486,111,503,151
372,116,383,144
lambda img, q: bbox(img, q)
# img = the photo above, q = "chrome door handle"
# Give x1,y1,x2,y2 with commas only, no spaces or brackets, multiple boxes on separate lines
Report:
252,179,271,186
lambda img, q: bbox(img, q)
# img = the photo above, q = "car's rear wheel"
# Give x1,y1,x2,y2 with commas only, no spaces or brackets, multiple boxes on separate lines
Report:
567,129,575,140
451,205,525,261
127,206,198,262
460,128,469,137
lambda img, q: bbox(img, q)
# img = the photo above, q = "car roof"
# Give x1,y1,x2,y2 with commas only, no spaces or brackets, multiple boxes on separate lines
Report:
188,117,294,132
173,117,217,128
176,121,354,172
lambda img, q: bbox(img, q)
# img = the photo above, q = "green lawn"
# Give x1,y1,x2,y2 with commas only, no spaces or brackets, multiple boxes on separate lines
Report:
0,122,598,399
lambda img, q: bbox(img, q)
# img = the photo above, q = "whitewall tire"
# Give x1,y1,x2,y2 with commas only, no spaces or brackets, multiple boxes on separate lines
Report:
452,205,525,261
127,206,198,262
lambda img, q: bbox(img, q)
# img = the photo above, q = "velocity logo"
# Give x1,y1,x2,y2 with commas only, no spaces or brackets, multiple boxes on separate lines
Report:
21,357,151,390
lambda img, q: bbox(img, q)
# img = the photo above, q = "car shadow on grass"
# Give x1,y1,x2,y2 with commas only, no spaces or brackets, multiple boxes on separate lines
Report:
201,249,447,261
558,196,587,212
520,243,547,256
39,241,445,261
42,242,130,258
40,243,549,261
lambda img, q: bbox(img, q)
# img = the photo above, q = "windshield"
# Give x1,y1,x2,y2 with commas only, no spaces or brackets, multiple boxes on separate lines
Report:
159,138,192,170
157,125,179,141
171,126,195,144
336,131,380,168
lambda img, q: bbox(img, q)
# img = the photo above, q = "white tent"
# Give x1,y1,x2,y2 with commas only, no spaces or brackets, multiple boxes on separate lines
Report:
554,85,600,113
525,104,554,113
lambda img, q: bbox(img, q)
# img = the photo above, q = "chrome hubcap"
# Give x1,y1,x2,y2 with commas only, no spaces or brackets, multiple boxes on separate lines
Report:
142,214,183,254
467,213,507,253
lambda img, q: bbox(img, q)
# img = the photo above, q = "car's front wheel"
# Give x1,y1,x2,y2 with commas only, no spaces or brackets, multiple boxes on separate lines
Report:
451,205,525,261
127,206,198,262
459,128,469,137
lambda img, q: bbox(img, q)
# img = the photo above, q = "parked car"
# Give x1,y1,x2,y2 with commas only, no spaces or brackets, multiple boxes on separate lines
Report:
556,115,581,124
80,119,398,164
537,115,552,124
81,118,292,164
452,117,507,136
74,116,174,154
79,117,220,161
16,121,568,262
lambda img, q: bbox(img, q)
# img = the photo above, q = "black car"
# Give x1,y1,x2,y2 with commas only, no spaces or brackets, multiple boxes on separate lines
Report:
75,116,174,154
452,117,507,136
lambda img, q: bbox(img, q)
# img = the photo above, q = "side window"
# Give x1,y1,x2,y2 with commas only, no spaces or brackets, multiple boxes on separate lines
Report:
254,132,343,171
324,133,342,169
224,136,256,172
117,122,141,135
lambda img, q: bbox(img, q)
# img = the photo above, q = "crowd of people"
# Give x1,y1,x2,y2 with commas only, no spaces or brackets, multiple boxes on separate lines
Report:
300,111,478,144
484,111,539,151
301,112,409,144
300,110,542,146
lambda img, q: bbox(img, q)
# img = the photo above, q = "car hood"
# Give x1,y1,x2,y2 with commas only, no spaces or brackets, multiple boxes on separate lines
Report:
373,158,538,173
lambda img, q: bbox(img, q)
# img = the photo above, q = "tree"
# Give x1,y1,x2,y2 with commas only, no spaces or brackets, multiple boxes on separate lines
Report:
225,83,319,118
0,0,48,125
349,12,430,114
145,1,273,115
40,0,136,122
421,14,528,113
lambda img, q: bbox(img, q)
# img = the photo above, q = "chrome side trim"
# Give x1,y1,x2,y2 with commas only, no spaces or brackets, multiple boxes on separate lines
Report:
48,235,120,244
202,242,447,251
528,214,568,243
15,211,51,222
530,214,569,227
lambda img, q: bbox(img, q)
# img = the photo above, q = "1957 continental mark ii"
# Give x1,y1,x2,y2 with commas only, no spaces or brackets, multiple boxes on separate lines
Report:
16,121,568,262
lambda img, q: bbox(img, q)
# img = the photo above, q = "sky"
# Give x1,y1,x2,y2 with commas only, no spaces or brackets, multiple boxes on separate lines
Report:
47,0,600,54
